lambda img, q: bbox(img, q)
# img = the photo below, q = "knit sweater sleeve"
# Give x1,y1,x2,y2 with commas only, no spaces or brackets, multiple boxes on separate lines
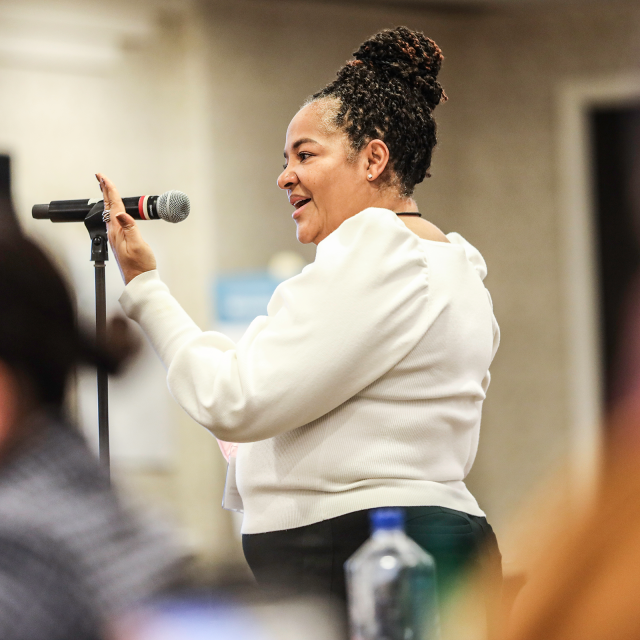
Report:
120,208,429,442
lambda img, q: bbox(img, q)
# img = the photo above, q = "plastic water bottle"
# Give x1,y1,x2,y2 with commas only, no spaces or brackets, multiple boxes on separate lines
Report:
345,508,440,640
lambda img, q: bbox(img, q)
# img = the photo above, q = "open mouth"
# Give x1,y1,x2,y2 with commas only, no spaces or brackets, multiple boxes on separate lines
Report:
292,198,311,219
294,198,311,210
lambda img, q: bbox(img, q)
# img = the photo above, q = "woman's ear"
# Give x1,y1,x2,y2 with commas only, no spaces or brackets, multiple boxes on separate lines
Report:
365,139,390,181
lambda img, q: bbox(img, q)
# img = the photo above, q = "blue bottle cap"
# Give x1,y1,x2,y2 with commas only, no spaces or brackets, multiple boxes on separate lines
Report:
370,508,405,531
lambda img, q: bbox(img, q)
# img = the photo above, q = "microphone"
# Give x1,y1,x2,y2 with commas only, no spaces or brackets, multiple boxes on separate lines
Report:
32,191,190,224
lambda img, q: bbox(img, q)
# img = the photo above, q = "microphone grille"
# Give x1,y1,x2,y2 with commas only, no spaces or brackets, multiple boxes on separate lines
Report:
158,190,190,223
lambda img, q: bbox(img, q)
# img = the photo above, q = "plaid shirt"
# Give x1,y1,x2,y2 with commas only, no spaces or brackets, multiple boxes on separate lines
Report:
0,416,187,640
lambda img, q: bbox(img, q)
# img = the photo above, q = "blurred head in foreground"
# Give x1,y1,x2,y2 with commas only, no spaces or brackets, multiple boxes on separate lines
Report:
0,234,96,409
0,230,134,456
0,229,186,640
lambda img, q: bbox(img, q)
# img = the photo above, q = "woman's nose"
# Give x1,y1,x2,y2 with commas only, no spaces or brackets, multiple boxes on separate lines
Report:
277,168,298,190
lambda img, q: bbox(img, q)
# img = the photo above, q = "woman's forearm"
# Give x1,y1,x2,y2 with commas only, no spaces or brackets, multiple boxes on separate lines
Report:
119,270,234,368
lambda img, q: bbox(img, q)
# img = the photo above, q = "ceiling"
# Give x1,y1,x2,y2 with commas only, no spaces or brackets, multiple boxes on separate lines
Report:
0,0,187,74
293,0,627,12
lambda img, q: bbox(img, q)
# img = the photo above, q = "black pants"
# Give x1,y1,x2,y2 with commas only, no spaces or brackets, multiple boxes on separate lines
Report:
242,506,501,604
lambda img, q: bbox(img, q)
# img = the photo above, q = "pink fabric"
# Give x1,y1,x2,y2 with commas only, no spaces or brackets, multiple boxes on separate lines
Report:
216,439,238,462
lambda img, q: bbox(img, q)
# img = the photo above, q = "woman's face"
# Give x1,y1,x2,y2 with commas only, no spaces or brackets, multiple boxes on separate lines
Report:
277,102,369,245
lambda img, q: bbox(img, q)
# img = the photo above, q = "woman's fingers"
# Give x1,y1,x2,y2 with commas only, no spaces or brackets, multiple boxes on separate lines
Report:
95,173,156,284
96,173,126,217
115,212,136,230
107,211,129,246
96,173,141,249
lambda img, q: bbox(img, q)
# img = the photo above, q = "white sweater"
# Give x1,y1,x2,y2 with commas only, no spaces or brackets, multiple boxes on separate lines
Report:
120,208,499,534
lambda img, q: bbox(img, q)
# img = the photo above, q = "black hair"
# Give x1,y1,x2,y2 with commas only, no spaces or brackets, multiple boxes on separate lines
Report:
0,233,120,410
310,26,447,196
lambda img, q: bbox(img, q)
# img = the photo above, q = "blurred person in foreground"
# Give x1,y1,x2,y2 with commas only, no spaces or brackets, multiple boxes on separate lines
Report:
0,231,187,640
99,25,501,612
495,305,640,638
498,449,640,640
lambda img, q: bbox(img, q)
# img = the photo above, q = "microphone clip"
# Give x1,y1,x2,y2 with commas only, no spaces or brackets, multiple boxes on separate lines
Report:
84,202,109,263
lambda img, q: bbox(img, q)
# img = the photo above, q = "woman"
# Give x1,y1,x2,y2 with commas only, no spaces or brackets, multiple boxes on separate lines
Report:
0,232,186,640
102,26,501,603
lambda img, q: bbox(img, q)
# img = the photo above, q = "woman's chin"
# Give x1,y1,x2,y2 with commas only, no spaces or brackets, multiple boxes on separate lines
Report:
295,223,316,245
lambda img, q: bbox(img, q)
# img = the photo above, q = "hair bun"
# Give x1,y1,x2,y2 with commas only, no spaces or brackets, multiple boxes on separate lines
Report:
352,26,447,109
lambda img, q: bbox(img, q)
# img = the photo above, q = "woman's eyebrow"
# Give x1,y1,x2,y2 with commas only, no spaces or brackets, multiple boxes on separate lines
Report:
283,138,321,159
292,137,319,150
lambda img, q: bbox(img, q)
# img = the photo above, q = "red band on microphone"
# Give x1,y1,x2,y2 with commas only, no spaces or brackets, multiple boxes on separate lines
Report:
137,196,153,219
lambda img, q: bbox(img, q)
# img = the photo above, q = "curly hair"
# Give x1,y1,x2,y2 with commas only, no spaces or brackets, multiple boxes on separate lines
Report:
309,26,447,197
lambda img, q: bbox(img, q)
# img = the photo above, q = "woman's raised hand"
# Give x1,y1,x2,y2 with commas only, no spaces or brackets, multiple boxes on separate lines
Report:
96,173,157,285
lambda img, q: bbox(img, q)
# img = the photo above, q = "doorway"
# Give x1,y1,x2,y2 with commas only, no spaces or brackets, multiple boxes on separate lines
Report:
591,105,640,412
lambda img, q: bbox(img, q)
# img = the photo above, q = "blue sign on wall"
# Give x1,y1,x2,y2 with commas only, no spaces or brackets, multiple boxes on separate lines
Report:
214,272,280,324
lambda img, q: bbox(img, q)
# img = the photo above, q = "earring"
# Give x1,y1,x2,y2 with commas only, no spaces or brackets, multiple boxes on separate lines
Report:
367,174,373,180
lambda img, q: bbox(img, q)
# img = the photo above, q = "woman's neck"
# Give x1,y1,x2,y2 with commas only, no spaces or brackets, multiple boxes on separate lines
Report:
372,192,419,214
367,190,449,243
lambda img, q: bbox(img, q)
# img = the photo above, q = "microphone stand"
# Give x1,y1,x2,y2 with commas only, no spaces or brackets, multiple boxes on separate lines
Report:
84,203,110,476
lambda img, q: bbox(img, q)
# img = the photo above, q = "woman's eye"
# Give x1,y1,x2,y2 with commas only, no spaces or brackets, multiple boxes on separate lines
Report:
282,152,311,169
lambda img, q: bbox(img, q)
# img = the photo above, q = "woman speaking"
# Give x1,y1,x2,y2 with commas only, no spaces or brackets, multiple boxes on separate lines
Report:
100,26,501,603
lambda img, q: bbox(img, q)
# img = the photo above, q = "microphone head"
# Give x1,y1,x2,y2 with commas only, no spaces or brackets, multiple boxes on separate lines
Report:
157,190,190,223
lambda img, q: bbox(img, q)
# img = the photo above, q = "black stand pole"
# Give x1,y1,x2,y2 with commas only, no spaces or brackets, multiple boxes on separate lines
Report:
84,204,110,476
